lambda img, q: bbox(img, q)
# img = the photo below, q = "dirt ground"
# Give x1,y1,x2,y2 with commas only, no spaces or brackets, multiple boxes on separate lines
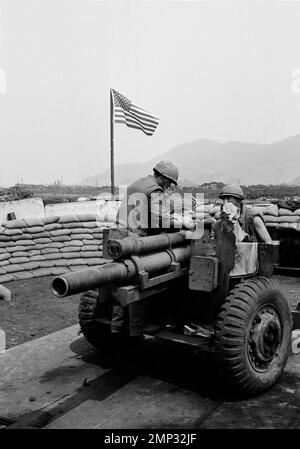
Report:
0,276,81,348
0,273,299,349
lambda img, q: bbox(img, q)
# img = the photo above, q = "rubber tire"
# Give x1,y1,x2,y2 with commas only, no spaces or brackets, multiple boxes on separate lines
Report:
214,276,292,397
78,289,112,349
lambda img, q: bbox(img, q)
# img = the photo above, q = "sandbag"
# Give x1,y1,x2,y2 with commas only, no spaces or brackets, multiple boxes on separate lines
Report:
60,246,81,253
30,231,51,239
0,234,13,242
34,238,52,244
70,228,92,234
90,239,103,246
279,223,298,230
43,223,63,231
2,218,26,229
23,226,44,234
61,222,83,229
265,223,278,228
12,271,34,280
263,215,279,223
29,255,45,262
23,218,45,227
46,242,64,249
68,258,88,266
54,259,71,267
43,216,60,224
0,253,11,261
81,245,99,252
0,260,9,266
41,248,60,254
51,236,72,242
278,208,293,216
10,256,30,264
21,262,41,270
15,240,35,246
35,244,51,250
0,267,7,275
80,251,103,258
51,267,70,275
58,215,80,223
90,233,103,240
263,205,278,217
61,252,81,259
0,274,14,283
67,240,84,247
39,260,57,268
11,234,33,241
4,228,23,236
293,209,300,216
0,242,15,248
31,268,53,277
7,246,27,253
71,234,93,241
44,253,62,260
12,251,28,258
82,238,95,245
90,227,103,233
277,216,300,223
81,222,99,229
27,250,41,256
86,258,106,265
50,229,71,236
5,264,25,273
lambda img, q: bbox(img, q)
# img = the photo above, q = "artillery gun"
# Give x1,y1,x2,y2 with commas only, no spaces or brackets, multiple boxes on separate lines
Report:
51,219,294,397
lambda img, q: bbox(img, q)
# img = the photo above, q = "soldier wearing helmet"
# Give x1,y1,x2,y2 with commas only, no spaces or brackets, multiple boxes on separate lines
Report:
109,160,192,343
113,160,191,238
218,184,272,243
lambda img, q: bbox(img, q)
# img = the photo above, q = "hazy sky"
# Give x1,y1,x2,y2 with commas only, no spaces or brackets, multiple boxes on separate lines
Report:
1,0,300,186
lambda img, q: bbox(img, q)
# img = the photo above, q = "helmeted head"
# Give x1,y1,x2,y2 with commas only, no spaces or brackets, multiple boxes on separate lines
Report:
219,184,244,201
219,185,244,219
153,160,179,188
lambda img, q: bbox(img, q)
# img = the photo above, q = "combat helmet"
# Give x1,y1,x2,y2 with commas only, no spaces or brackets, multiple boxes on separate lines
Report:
219,184,244,200
153,160,179,185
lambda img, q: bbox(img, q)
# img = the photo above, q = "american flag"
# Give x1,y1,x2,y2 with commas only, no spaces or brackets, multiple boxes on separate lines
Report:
111,89,159,136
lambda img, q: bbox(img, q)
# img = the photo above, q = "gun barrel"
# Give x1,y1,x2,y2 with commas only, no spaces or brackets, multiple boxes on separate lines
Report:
107,231,186,259
51,245,191,298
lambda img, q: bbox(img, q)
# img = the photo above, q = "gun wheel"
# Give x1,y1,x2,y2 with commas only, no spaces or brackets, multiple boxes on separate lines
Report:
214,276,292,396
78,289,112,349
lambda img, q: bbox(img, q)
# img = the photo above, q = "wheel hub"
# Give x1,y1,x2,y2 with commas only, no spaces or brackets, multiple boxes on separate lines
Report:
248,306,282,370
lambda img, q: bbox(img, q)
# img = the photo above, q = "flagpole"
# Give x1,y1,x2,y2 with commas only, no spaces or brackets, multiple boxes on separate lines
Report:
110,88,115,197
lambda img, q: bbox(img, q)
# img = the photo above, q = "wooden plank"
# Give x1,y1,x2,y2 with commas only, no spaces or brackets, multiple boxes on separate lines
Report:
0,325,107,419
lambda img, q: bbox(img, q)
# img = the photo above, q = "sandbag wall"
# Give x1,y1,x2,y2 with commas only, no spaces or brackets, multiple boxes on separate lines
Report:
200,203,300,231
0,214,114,284
260,205,300,231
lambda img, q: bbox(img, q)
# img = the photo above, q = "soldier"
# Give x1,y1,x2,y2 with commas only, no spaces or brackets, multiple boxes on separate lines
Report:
109,161,193,343
112,160,193,237
218,184,272,243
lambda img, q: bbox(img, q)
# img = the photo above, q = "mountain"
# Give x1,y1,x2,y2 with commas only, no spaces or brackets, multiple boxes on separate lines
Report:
80,134,300,187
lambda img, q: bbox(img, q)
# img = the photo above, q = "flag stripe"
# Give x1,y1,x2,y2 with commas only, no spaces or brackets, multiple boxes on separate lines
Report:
114,110,156,134
114,108,158,132
128,107,159,126
115,120,154,136
114,117,155,136
131,104,159,122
